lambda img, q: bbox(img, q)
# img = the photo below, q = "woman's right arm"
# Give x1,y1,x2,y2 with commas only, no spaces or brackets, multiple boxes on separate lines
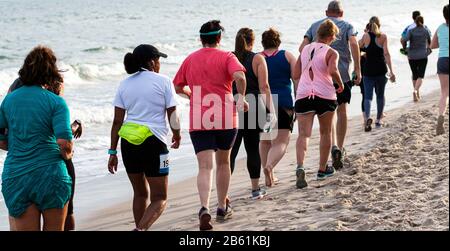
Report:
167,106,181,149
108,107,125,174
430,31,439,50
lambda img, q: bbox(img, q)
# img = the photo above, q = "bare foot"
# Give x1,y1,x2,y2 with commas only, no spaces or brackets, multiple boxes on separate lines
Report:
264,168,274,187
272,176,280,185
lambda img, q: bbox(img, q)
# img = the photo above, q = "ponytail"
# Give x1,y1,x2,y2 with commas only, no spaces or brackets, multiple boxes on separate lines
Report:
124,52,139,74
234,28,255,64
369,22,381,37
415,15,424,27
368,16,381,37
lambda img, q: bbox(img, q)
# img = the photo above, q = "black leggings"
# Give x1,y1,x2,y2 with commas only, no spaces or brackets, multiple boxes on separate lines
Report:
230,129,261,179
408,58,428,80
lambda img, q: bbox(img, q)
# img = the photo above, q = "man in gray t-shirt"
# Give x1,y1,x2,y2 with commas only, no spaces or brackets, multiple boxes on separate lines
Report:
297,0,361,171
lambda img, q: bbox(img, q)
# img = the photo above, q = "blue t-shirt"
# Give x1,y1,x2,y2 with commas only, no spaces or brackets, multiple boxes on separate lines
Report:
305,17,357,83
0,85,72,180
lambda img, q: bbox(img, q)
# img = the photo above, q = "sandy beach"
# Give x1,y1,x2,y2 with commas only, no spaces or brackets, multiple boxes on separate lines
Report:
77,88,449,231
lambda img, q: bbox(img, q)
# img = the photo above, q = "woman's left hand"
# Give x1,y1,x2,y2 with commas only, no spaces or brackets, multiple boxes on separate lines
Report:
108,154,118,174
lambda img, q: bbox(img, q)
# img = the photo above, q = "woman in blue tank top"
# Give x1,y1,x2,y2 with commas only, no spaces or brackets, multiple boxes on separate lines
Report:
431,4,449,135
259,28,298,187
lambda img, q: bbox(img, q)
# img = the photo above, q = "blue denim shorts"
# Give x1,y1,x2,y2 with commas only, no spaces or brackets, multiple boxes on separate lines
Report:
1,161,72,218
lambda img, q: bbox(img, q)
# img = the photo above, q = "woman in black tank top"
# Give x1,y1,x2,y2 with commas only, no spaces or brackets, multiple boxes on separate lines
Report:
230,28,274,200
359,17,396,131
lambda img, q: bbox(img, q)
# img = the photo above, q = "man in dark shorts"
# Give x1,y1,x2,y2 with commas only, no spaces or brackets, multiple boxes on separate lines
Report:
8,78,82,231
298,0,361,170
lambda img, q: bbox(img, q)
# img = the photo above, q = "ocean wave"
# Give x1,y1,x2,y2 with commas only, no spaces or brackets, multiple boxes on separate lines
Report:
59,62,125,84
82,46,129,53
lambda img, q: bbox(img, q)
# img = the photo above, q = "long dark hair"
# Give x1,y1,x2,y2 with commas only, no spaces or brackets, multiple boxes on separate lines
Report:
18,45,63,95
444,4,449,25
199,20,225,46
234,28,255,63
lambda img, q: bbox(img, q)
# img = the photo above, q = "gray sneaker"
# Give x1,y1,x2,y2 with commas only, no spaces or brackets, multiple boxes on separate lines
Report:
251,188,267,200
296,166,308,189
216,205,233,222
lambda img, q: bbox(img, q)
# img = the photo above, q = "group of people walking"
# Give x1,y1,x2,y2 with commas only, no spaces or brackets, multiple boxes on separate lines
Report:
0,1,448,231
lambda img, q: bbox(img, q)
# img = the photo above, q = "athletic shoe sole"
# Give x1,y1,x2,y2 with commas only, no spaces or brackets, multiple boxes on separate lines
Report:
251,194,265,200
216,212,233,223
296,169,308,189
332,149,343,170
199,213,213,231
316,172,335,181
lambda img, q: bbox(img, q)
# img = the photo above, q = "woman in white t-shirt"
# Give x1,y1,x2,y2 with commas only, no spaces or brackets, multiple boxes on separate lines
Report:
108,44,181,231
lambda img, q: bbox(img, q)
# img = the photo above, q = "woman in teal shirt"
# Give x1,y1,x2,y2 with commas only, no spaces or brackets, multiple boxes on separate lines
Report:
0,46,73,231
431,5,449,135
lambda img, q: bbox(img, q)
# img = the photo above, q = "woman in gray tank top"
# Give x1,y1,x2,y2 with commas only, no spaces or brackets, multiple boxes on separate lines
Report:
404,15,432,102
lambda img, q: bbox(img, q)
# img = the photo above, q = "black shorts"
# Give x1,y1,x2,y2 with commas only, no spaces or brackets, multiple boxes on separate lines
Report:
64,159,75,216
408,58,428,80
190,129,238,154
438,57,449,75
333,81,353,105
295,97,338,116
276,107,295,131
121,136,169,177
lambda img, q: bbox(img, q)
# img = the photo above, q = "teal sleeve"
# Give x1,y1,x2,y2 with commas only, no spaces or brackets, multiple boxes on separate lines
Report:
52,98,73,140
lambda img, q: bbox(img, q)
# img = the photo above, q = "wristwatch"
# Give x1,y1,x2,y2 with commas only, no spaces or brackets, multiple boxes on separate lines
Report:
108,149,118,155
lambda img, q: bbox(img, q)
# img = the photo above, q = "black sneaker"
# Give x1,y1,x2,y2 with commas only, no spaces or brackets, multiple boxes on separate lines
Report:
296,166,308,189
331,146,343,170
317,165,335,180
216,204,233,222
199,207,213,231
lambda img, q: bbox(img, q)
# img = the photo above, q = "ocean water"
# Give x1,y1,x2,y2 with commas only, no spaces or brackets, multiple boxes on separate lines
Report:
0,0,446,196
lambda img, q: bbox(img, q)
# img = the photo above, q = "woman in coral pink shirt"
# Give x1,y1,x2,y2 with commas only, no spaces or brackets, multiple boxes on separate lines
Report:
173,20,247,231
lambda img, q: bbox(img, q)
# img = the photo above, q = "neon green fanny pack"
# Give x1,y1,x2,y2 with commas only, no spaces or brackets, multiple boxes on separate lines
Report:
118,122,154,145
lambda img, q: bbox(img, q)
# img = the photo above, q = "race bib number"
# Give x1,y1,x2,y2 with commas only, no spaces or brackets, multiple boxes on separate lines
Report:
159,153,169,174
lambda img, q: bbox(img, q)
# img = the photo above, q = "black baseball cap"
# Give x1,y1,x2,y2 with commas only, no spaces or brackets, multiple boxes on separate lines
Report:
134,44,167,58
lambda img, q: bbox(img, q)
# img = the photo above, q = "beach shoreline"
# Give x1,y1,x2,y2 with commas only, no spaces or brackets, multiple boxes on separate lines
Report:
77,88,449,231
